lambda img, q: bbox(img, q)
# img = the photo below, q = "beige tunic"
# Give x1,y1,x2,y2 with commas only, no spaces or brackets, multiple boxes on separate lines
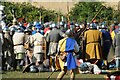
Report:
31,33,44,62
13,32,25,59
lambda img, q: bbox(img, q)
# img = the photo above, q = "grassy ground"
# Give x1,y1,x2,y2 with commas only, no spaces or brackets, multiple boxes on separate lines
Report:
1,71,106,80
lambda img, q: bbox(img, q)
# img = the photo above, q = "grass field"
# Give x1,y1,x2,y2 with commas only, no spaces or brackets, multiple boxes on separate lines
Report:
1,71,107,80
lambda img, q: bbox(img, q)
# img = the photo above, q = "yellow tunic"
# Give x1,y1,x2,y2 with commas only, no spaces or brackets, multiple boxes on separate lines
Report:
111,31,115,40
84,29,103,60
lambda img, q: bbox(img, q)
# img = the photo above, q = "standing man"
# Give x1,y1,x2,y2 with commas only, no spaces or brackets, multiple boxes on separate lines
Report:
46,23,66,71
84,23,103,68
99,25,112,69
56,29,79,80
2,27,14,70
31,28,44,67
24,28,32,67
12,27,26,70
113,28,120,70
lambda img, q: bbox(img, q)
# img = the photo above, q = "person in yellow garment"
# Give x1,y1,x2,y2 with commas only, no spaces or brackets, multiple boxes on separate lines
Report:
56,29,79,80
84,23,103,68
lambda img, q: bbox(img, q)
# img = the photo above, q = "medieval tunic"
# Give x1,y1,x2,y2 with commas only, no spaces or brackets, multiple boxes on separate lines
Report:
84,29,103,60
100,29,112,60
31,32,44,62
2,32,13,58
113,31,120,69
113,32,120,58
13,32,25,59
2,31,14,67
46,28,66,56
58,37,79,70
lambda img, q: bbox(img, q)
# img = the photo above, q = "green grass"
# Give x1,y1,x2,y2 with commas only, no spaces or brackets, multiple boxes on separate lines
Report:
1,71,106,80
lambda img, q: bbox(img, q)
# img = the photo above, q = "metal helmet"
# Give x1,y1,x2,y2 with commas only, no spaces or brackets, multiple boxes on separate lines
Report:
65,29,74,37
35,22,42,30
3,26,9,32
51,23,57,28
80,63,89,71
90,23,97,29
30,65,39,73
24,28,31,33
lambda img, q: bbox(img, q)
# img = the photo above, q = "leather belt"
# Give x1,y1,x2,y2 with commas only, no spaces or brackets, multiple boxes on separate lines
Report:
87,41,99,44
14,44,23,46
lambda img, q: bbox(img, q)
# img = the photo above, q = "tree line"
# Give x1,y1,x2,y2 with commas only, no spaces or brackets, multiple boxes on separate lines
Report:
1,2,120,26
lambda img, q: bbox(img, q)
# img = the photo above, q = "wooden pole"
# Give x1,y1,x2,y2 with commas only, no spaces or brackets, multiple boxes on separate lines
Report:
58,9,60,27
91,7,104,23
67,1,70,24
40,12,42,23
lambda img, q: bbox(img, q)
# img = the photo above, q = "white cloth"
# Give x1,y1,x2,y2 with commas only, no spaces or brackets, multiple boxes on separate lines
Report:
31,33,44,54
93,64,101,74
31,33,44,62
13,32,25,45
14,45,25,54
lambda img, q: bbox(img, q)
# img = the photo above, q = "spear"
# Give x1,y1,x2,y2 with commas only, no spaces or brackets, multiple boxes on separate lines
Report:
58,8,60,27
79,6,104,38
91,7,104,23
38,10,42,23
67,1,70,24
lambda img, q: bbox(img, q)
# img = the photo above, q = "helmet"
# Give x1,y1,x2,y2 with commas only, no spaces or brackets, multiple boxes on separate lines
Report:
16,26,24,32
24,28,31,33
101,25,107,29
3,26,9,32
90,23,97,29
118,23,120,27
60,21,64,26
70,22,75,30
75,23,79,27
51,23,57,28
35,23,42,29
30,65,39,73
65,29,74,37
33,21,37,26
80,63,89,71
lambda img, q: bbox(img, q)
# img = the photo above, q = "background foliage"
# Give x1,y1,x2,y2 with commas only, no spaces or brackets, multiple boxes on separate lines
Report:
1,2,120,26
1,2,58,24
70,2,120,25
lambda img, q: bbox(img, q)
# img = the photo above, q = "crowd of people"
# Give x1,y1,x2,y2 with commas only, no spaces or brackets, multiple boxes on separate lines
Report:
0,17,120,79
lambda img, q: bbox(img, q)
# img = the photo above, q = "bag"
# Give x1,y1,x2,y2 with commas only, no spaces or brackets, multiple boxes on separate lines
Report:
59,52,67,61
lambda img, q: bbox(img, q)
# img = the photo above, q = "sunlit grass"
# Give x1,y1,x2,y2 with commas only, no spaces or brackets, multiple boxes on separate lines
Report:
2,71,106,80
